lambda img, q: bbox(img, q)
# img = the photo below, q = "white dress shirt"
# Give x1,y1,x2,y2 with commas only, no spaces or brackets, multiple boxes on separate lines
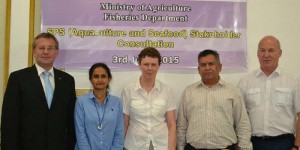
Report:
36,64,55,93
177,79,252,150
121,79,176,150
238,68,300,137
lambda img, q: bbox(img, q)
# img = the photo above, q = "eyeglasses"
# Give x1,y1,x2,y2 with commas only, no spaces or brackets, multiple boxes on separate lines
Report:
36,46,56,52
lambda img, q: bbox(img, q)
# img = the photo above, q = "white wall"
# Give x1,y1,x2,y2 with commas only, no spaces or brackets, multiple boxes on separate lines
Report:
3,0,300,111
0,0,7,117
9,0,30,73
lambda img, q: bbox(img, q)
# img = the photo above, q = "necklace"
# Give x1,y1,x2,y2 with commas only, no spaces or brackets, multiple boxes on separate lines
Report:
94,98,108,130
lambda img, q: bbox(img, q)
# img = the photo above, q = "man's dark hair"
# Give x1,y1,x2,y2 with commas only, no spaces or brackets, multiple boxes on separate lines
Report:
198,49,220,64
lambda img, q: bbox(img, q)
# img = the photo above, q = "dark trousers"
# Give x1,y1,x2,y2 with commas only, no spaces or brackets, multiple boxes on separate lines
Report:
184,143,235,150
251,134,295,150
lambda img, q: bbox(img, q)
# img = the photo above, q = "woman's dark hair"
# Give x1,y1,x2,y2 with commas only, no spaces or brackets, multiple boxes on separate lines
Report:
89,63,112,89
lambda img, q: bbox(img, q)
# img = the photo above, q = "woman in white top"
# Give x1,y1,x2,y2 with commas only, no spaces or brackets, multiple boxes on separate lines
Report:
122,47,177,150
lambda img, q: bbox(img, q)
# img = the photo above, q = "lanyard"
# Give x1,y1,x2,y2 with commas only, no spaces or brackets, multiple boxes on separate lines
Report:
94,98,108,130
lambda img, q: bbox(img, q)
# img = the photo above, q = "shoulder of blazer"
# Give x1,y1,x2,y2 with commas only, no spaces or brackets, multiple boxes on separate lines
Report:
9,65,37,77
53,68,75,81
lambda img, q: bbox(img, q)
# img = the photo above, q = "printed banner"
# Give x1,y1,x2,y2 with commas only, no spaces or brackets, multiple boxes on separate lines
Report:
41,0,247,71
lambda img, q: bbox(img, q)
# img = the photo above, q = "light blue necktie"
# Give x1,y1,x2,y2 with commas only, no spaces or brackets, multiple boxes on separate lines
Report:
43,71,53,108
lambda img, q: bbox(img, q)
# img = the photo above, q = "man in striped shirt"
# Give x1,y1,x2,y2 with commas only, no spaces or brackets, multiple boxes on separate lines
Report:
177,49,252,150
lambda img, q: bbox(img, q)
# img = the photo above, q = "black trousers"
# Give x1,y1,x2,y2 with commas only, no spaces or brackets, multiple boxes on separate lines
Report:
184,143,235,150
251,134,294,150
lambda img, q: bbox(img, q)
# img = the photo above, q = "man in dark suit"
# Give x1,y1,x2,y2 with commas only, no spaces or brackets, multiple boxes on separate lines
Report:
1,32,76,150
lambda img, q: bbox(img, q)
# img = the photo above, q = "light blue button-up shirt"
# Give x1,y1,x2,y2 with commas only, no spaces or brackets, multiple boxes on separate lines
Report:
75,92,124,150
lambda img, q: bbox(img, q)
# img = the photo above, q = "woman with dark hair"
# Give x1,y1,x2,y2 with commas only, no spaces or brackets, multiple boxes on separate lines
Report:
74,63,124,150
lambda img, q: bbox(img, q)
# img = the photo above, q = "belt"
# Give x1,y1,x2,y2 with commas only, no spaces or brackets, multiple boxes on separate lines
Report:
251,133,294,141
185,143,235,150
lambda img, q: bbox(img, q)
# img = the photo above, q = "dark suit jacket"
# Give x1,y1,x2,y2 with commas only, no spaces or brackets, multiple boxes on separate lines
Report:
1,65,76,150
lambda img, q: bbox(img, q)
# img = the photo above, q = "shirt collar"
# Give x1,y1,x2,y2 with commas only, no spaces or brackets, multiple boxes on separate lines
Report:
88,91,110,104
134,78,161,92
256,67,281,77
197,78,225,88
36,64,54,77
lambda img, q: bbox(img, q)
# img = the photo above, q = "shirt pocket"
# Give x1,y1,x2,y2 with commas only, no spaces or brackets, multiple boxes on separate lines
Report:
152,100,166,117
130,100,146,117
245,88,261,108
275,88,292,106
